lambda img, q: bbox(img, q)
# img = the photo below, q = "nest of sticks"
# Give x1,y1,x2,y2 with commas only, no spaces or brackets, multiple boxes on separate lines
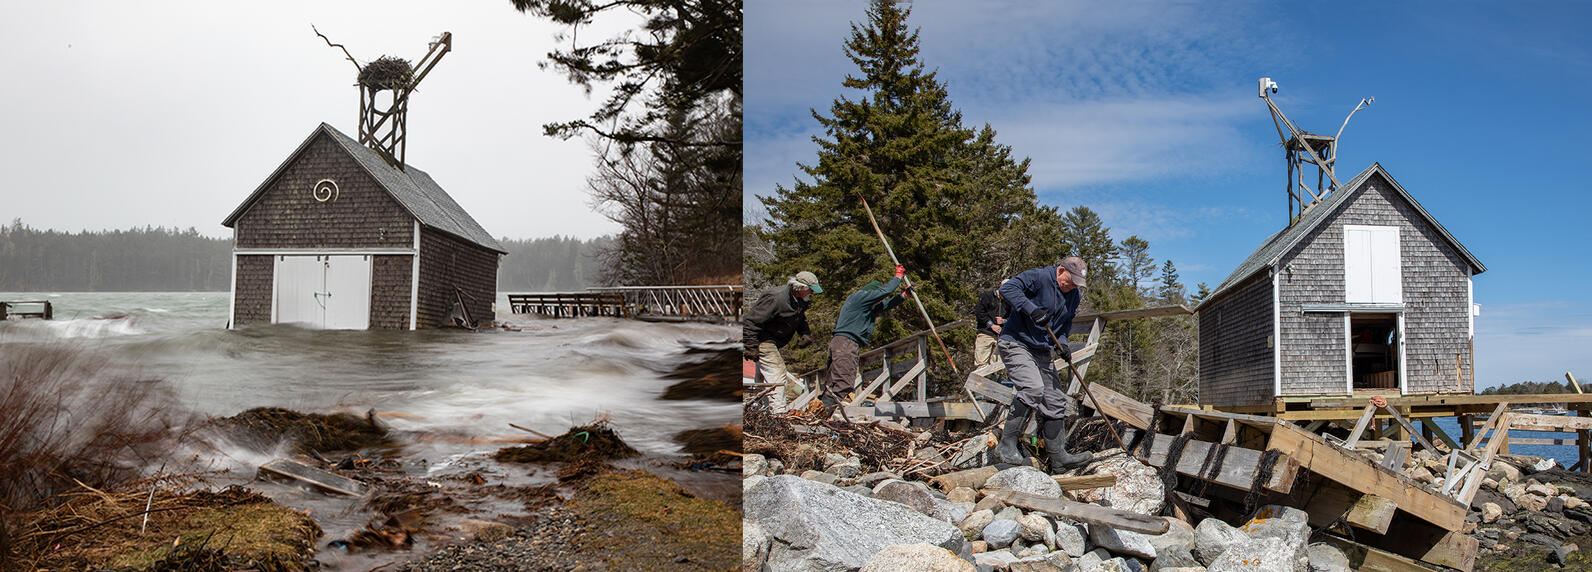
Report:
743,406,979,476
358,56,414,90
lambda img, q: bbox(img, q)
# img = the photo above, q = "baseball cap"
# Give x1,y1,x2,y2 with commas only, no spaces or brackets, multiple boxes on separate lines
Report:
1060,257,1088,288
793,271,823,293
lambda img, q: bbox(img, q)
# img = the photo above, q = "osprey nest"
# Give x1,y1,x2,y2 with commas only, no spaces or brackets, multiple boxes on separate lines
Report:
359,56,414,90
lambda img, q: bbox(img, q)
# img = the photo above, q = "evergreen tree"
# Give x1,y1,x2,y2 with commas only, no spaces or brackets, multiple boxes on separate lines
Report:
1120,235,1153,297
1058,206,1121,294
754,1,1054,374
1192,282,1213,306
1157,260,1184,305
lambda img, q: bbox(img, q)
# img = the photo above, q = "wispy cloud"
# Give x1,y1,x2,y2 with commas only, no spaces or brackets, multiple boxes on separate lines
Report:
1474,301,1592,388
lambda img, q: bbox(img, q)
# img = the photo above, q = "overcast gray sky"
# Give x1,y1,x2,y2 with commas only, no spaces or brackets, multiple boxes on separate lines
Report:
0,1,630,240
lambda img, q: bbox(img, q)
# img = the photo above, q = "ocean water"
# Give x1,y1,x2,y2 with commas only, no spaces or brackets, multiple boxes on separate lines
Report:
0,291,740,461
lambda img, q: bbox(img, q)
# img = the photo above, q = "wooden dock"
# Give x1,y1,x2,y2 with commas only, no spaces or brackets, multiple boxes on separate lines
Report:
506,292,627,318
0,300,52,320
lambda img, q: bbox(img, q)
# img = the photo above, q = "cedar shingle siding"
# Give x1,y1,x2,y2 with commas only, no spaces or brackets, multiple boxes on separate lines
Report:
1198,272,1275,407
1199,165,1482,405
233,255,274,326
416,229,498,328
233,133,414,249
370,255,414,329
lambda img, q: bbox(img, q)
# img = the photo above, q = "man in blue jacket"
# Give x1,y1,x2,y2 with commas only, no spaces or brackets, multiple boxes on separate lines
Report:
818,264,914,419
994,256,1092,472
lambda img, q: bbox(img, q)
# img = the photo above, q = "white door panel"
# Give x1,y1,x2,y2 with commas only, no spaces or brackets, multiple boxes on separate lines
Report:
275,256,324,326
1344,225,1401,304
272,255,372,329
324,255,372,330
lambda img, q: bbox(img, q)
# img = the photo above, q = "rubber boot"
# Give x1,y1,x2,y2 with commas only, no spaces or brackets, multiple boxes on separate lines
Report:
994,401,1031,465
1042,417,1092,473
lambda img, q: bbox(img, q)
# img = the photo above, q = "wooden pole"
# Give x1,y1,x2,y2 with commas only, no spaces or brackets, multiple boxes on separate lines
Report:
1568,372,1584,394
1042,323,1125,452
853,191,958,374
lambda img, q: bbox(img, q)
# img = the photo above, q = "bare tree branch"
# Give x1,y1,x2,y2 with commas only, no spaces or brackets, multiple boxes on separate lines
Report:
312,24,363,72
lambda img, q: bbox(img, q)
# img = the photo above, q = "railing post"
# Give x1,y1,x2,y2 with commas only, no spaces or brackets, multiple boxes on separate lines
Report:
916,336,928,403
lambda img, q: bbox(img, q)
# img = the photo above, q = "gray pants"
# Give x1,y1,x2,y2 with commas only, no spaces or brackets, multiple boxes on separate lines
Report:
824,335,861,403
996,338,1075,420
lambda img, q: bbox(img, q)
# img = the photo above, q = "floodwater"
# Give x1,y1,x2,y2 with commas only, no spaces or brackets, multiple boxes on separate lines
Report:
0,291,740,567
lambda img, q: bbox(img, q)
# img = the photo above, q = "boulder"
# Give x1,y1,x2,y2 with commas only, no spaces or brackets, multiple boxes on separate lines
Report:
829,460,864,479
1548,496,1567,513
1551,543,1580,566
800,470,839,485
1090,525,1158,559
1077,454,1164,515
1009,551,1078,572
962,510,996,540
1238,507,1309,551
934,498,972,526
875,480,939,517
860,543,977,572
949,487,979,504
1568,496,1589,510
987,466,1064,499
1518,494,1549,512
744,475,970,571
1489,463,1522,483
843,484,875,497
1016,544,1049,559
1076,548,1111,570
1017,513,1053,543
744,520,770,572
1193,519,1247,565
745,475,767,491
744,454,769,477
1054,520,1088,557
1528,482,1560,498
974,549,1022,570
1095,557,1135,571
1482,502,1503,523
985,519,1023,549
1305,543,1350,572
1149,517,1197,555
1149,544,1200,570
1207,536,1305,571
976,495,1010,513
995,506,1026,522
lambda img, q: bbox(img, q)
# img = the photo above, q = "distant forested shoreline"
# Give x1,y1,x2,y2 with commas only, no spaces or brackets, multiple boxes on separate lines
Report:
0,220,611,292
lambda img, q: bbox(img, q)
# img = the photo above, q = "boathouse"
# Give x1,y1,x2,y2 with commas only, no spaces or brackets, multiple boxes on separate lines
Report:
1197,163,1486,407
221,123,504,330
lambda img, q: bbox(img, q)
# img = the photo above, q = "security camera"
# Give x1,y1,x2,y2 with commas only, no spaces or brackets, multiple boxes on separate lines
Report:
1259,77,1278,97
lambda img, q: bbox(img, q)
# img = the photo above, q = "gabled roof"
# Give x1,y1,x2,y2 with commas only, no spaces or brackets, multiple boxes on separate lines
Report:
222,123,507,254
1200,163,1485,308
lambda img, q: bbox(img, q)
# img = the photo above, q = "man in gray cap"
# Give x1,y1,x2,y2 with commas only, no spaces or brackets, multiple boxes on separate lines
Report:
993,256,1091,472
744,271,822,412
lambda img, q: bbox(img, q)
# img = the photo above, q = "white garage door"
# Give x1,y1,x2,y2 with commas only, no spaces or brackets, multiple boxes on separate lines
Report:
273,255,372,329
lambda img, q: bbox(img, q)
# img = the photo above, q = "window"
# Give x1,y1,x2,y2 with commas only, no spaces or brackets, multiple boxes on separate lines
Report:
1343,225,1401,304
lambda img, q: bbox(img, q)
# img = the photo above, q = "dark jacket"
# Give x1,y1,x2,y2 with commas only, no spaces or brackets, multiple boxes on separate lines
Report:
832,277,905,346
744,283,811,350
974,289,1007,336
999,266,1081,351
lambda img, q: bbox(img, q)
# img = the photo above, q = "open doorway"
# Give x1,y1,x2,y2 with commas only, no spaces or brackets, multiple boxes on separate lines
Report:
1350,312,1400,392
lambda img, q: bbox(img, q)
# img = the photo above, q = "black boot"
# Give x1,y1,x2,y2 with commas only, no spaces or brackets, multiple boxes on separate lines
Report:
994,401,1031,465
1042,417,1092,473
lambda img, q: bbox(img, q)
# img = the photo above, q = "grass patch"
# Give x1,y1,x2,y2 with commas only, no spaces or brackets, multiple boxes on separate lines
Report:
565,470,739,570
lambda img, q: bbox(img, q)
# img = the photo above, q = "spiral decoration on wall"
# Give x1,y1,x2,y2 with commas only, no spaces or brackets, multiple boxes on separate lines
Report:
312,179,340,202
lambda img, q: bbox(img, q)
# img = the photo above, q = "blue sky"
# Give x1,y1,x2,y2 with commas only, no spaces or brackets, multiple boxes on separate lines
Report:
744,1,1592,388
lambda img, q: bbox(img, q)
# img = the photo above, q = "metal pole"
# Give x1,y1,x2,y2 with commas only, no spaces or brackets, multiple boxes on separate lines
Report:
854,191,959,374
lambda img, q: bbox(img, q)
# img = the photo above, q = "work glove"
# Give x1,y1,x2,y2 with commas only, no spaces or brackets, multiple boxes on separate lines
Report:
894,264,906,279
1056,342,1072,363
1029,308,1048,325
901,283,915,298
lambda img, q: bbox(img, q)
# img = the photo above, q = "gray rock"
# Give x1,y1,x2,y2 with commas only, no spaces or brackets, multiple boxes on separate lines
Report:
744,454,769,477
767,458,785,475
1239,510,1309,552
829,460,864,479
1549,496,1567,513
1054,521,1088,557
876,480,940,517
1090,525,1158,559
976,495,1010,513
744,475,969,571
1016,544,1049,559
985,519,1023,549
744,475,767,491
962,510,996,540
975,549,1022,569
1149,518,1196,556
1250,505,1307,524
934,498,972,526
744,520,769,572
1077,455,1164,515
1097,557,1133,571
1009,551,1079,572
1193,519,1247,565
1207,537,1305,572
1305,543,1349,572
1074,549,1105,571
824,453,851,468
986,466,1064,499
800,470,838,485
860,543,977,572
1150,545,1200,571
843,484,875,497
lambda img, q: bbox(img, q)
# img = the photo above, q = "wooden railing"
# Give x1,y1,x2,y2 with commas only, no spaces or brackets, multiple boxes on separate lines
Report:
783,320,972,412
506,293,627,318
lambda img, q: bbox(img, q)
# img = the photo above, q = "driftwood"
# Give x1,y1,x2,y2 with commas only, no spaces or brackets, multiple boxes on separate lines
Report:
981,488,1168,535
929,466,997,492
1052,473,1117,491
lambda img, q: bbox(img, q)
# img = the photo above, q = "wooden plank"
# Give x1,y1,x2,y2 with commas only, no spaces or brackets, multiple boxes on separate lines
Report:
1507,412,1592,432
1345,405,1377,449
847,367,890,406
1142,435,1295,493
1347,494,1398,535
883,359,927,399
1074,304,1191,323
1380,443,1409,470
1465,403,1509,451
1052,474,1116,491
846,401,984,420
1580,409,1590,473
1080,381,1153,430
1313,534,1450,572
1308,392,1592,408
1221,419,1238,444
257,459,368,497
964,373,1015,405
981,489,1168,535
1460,413,1512,505
1422,418,1461,450
1570,371,1584,394
1266,422,1466,531
1384,406,1440,454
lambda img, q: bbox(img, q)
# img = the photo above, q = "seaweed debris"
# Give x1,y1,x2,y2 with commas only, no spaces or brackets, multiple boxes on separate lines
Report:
494,422,639,464
208,407,393,455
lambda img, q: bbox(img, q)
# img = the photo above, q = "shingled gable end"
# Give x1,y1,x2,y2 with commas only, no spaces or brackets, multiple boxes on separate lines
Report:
1196,163,1486,408
222,123,504,330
